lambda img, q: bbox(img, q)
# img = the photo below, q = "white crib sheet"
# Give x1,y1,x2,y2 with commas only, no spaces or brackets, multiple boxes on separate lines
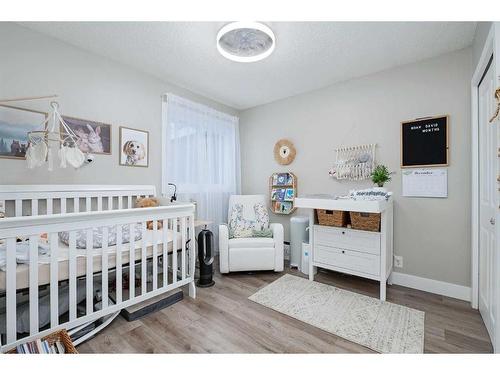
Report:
0,229,183,291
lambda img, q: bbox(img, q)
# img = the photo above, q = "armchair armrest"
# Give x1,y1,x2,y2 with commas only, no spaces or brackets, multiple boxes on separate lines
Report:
270,223,284,272
219,224,230,273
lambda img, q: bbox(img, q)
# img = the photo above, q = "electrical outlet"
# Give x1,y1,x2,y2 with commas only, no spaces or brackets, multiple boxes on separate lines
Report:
394,255,403,268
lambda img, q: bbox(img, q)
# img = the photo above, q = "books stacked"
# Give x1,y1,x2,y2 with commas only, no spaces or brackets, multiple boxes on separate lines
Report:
16,338,66,354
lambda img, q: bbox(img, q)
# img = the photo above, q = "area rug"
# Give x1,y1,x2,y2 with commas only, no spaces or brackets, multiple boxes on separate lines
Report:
248,274,424,353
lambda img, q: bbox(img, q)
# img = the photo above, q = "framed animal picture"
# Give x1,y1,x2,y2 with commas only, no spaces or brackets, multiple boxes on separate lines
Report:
60,115,111,155
119,126,149,167
0,104,47,160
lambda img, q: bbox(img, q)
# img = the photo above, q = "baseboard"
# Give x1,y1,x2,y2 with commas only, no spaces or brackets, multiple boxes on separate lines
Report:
389,272,471,302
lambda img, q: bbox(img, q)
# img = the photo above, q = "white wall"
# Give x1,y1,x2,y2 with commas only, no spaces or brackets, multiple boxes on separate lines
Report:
0,23,238,193
240,48,473,287
472,22,492,68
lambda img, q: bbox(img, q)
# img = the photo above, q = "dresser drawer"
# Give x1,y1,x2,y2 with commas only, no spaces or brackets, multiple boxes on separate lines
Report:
313,245,380,276
313,225,381,255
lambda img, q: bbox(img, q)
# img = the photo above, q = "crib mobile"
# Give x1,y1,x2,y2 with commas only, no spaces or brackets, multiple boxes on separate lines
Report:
0,95,89,171
329,143,376,181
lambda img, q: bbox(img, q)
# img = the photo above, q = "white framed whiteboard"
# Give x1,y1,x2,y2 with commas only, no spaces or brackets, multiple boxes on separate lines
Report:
402,168,447,198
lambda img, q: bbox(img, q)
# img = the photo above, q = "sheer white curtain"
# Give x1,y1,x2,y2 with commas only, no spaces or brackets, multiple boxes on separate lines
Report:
162,94,241,240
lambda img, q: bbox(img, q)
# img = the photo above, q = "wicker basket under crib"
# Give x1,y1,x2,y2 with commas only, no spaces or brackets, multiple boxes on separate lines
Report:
316,209,348,227
7,329,78,354
349,212,381,232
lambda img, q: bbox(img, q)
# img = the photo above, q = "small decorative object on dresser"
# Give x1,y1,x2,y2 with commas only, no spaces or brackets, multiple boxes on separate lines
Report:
371,164,392,190
119,126,149,167
273,139,296,165
269,172,297,214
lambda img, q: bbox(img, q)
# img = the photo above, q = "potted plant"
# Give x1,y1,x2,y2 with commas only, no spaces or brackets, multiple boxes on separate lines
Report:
371,164,391,190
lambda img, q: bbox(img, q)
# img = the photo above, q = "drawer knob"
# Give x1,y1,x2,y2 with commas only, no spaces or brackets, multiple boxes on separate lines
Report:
342,250,345,254
342,231,345,235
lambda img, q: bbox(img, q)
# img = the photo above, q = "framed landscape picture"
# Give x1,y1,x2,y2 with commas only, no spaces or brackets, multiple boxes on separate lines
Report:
61,115,112,155
0,105,47,160
119,126,149,167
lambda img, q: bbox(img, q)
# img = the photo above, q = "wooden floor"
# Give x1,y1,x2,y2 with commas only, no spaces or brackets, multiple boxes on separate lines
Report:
78,264,493,353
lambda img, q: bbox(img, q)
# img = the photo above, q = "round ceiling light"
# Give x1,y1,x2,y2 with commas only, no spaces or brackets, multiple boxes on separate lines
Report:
216,22,275,63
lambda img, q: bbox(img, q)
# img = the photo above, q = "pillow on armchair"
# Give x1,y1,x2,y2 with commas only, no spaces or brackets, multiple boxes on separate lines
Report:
228,202,270,238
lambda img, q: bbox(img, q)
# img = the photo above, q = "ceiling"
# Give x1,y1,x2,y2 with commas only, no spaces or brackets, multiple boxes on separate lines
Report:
21,22,477,110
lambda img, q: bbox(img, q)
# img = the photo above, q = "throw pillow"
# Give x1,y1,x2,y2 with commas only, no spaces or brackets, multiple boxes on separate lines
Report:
228,203,255,238
253,202,270,230
251,228,273,238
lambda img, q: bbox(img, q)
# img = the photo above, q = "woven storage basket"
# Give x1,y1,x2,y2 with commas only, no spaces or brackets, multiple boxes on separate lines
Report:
7,329,78,354
317,209,348,227
350,212,381,232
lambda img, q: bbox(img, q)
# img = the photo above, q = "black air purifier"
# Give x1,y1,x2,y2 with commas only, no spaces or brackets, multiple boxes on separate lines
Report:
197,229,215,287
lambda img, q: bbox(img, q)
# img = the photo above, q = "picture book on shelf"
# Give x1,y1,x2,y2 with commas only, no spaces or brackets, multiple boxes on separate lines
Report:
273,173,293,186
284,188,295,201
273,201,293,214
271,188,286,201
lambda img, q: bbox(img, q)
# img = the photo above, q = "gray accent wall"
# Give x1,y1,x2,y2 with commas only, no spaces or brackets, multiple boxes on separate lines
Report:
0,23,238,192
240,48,473,287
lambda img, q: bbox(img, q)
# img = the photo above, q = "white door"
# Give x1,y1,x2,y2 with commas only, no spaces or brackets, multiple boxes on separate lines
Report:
478,59,497,344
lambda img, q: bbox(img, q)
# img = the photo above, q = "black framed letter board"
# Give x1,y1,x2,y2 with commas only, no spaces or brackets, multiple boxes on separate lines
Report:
401,115,448,167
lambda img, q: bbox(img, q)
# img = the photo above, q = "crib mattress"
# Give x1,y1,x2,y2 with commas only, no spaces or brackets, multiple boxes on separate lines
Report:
0,229,184,291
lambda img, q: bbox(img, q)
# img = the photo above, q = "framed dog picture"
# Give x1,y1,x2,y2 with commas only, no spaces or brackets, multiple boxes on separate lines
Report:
61,115,112,155
119,126,149,167
0,105,47,160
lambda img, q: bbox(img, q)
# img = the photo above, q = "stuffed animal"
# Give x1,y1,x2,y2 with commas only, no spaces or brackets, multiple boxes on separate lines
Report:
135,197,163,230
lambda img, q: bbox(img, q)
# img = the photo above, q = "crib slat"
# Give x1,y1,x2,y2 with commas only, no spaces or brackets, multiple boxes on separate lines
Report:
108,196,113,210
74,197,80,213
86,197,91,212
162,219,169,287
118,196,123,209
102,226,109,309
97,196,103,211
6,238,16,343
129,223,135,299
31,199,38,216
190,215,195,278
50,232,59,327
127,196,132,209
172,218,178,283
61,198,67,214
141,222,147,294
47,198,53,215
116,225,123,304
181,217,186,280
86,229,93,314
15,199,22,217
29,235,39,335
152,220,158,290
69,231,77,321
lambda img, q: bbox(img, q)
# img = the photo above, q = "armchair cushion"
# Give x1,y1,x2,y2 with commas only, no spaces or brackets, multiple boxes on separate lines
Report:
229,237,275,249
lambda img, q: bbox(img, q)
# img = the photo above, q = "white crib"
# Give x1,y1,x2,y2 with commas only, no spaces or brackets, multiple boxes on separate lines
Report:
0,185,196,353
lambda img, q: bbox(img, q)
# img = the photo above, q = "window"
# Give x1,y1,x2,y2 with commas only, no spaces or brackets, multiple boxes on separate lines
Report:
162,94,241,231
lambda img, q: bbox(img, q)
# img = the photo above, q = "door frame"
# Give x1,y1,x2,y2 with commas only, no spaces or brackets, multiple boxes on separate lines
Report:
471,22,500,351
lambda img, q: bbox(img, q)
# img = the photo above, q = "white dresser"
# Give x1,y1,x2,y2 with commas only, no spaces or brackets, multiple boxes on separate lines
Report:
294,196,393,301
